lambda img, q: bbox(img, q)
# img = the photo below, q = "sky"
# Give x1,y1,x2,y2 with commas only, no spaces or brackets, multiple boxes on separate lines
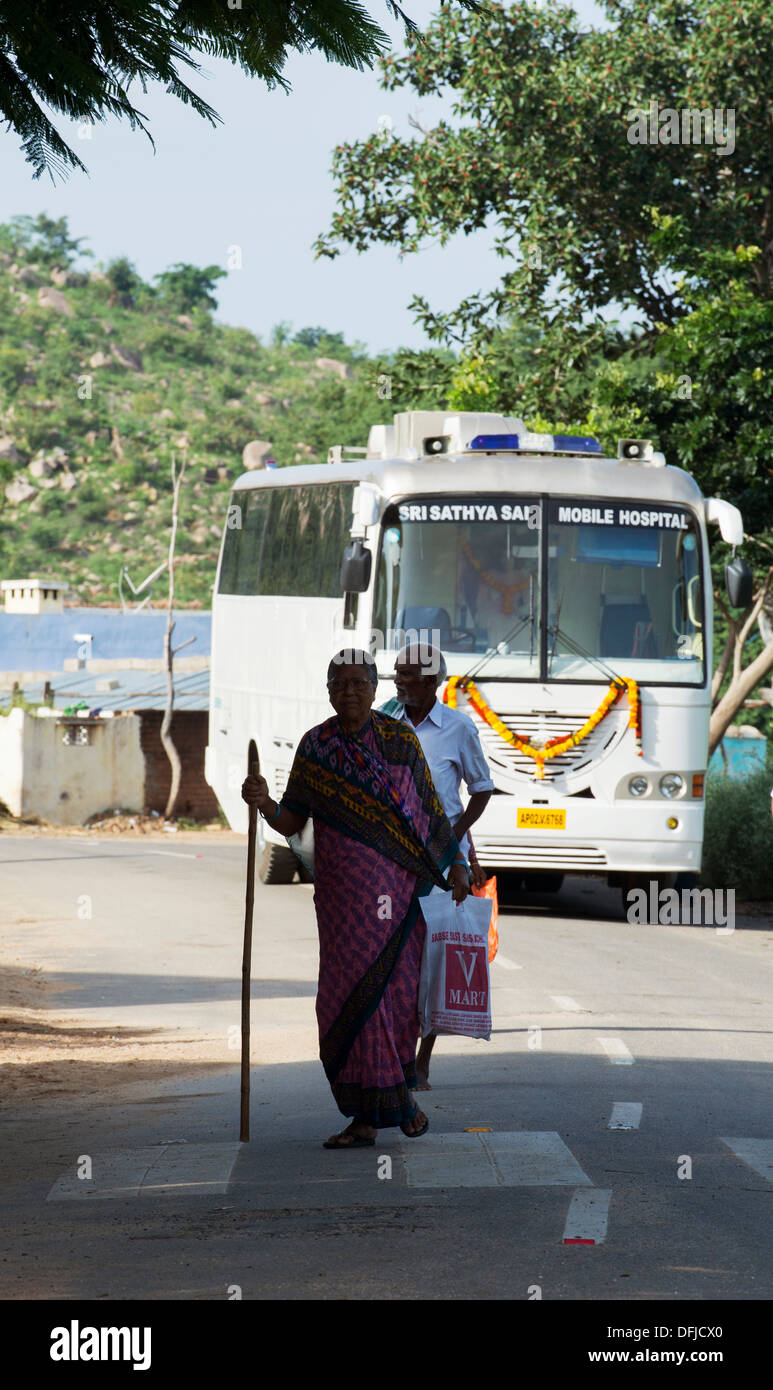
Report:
0,1,606,355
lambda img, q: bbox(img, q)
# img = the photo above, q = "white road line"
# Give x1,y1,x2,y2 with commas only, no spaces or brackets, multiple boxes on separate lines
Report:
563,1188,612,1244
400,1131,591,1188
46,1142,241,1200
608,1102,643,1130
492,955,522,970
146,850,202,860
597,1036,635,1065
551,995,583,1011
721,1138,773,1182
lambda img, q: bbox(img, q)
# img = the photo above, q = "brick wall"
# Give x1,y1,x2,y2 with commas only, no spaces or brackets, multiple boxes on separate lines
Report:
139,710,219,820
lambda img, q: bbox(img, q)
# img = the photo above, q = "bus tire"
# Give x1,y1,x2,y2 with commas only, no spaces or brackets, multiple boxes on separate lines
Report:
258,842,298,884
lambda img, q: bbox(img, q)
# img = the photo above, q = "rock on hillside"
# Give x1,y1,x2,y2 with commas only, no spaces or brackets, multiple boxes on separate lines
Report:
0,437,28,464
242,440,274,470
5,478,37,504
111,344,143,371
37,286,74,316
315,357,353,380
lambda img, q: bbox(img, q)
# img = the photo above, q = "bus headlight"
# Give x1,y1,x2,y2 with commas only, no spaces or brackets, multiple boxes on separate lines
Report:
628,776,649,797
660,773,684,799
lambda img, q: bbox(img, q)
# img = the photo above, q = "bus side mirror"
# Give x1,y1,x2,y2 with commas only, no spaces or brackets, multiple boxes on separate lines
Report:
340,540,372,593
725,555,754,609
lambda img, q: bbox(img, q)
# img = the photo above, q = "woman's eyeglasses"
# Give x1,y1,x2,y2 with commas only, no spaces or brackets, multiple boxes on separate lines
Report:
328,678,372,693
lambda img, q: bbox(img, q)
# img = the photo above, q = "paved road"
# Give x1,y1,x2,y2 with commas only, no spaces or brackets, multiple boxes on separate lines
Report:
1,835,772,1308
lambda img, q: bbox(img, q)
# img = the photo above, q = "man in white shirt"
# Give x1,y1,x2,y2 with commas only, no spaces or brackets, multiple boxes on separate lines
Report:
381,643,494,1089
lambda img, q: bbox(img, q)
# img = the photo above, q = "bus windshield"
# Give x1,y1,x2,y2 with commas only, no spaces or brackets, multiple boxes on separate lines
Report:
373,495,704,685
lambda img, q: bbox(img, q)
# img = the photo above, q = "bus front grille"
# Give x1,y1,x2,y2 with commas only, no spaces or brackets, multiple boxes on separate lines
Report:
468,707,626,783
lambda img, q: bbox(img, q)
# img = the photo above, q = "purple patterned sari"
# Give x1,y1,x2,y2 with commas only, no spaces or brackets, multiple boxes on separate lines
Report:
281,711,459,1127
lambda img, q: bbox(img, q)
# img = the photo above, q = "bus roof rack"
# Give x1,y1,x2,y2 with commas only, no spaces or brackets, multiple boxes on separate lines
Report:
328,445,369,464
363,411,609,460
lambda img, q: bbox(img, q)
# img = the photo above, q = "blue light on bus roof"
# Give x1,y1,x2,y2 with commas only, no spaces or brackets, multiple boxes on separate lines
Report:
553,435,602,453
468,433,602,453
468,434,522,450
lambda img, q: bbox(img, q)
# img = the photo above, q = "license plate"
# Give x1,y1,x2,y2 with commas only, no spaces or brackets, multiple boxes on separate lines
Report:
517,808,566,829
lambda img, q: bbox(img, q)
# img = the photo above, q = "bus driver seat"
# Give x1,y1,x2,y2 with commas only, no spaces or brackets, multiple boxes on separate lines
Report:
396,605,453,648
599,568,657,659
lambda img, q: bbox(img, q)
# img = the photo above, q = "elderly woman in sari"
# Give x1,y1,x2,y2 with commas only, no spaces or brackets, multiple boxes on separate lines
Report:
241,648,469,1148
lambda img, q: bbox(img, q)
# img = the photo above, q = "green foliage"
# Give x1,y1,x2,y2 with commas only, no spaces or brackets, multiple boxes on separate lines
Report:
702,767,773,899
318,0,773,344
293,326,346,350
310,0,773,634
649,244,773,535
72,480,105,524
105,257,143,302
271,321,293,346
153,263,226,314
0,687,42,716
366,347,456,411
0,214,89,267
0,343,28,395
0,2,480,180
0,215,460,606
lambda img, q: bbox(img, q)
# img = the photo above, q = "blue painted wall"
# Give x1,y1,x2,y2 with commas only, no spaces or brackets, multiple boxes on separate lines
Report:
0,609,211,670
707,735,767,781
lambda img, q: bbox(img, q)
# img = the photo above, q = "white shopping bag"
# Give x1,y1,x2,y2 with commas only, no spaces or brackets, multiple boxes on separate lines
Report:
419,889,493,1041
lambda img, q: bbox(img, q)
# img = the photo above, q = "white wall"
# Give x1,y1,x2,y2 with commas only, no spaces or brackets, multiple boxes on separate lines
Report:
0,709,144,825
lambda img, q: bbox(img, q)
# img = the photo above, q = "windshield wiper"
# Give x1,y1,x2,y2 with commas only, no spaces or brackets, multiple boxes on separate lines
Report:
460,610,536,685
546,624,628,685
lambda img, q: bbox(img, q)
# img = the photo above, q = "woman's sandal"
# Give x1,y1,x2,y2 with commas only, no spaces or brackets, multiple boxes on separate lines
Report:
400,1111,429,1139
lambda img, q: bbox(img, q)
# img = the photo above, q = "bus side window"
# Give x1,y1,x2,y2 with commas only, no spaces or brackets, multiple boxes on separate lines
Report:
218,491,270,595
246,483,356,598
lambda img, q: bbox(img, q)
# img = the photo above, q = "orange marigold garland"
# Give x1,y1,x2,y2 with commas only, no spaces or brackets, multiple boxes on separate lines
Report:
444,675,642,779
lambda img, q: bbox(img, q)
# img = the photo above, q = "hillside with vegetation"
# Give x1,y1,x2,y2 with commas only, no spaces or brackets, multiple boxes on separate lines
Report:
0,213,770,747
0,214,456,608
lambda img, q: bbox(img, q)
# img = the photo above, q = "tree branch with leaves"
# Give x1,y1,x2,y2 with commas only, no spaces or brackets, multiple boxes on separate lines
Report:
0,0,480,180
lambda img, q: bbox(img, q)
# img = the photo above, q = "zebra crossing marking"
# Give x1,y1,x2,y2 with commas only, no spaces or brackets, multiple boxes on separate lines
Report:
46,1142,241,1201
399,1130,592,1188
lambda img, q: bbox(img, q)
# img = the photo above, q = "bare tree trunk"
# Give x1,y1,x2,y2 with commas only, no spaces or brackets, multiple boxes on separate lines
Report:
710,591,736,703
708,568,773,757
160,450,186,819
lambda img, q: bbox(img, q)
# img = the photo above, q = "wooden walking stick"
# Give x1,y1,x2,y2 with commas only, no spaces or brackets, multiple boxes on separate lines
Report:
240,761,259,1142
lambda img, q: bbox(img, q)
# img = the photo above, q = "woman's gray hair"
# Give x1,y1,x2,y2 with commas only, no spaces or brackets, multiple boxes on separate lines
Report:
327,648,379,687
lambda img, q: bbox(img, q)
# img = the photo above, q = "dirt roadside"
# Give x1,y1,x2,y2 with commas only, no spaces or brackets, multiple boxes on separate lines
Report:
0,815,246,1107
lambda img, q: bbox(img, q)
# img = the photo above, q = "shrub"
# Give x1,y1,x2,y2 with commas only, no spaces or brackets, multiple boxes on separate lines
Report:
76,478,108,522
701,767,773,900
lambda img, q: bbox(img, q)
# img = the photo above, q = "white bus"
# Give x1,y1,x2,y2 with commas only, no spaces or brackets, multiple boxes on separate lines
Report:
205,410,748,905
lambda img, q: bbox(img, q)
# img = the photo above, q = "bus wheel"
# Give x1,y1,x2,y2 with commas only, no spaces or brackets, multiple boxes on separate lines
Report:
258,842,298,884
